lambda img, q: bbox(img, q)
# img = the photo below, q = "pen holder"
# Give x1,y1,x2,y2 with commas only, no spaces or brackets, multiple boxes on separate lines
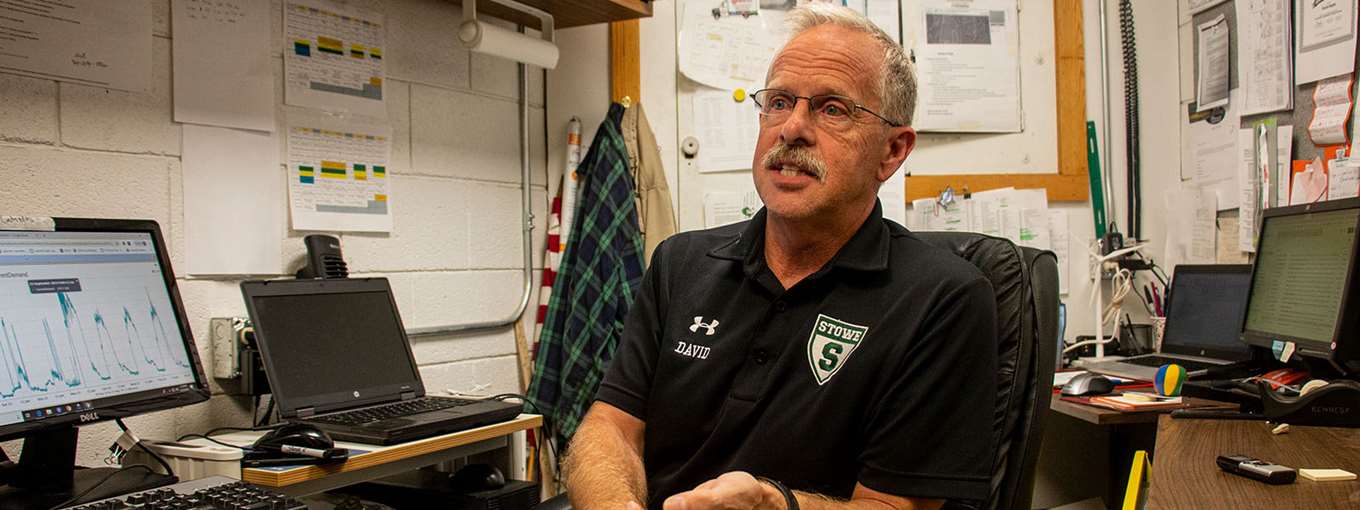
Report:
1151,317,1167,352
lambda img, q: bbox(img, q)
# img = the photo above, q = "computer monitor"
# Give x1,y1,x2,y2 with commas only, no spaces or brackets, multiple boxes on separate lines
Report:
0,218,209,506
1241,198,1360,370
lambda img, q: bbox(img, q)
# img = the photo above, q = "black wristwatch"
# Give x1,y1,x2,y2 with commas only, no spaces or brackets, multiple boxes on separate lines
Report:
756,476,799,510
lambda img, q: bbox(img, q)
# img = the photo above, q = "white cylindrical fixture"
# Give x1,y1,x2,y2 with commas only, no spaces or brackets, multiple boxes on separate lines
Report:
459,20,559,69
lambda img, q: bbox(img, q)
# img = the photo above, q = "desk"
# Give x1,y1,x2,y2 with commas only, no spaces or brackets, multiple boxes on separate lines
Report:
1035,397,1237,509
185,414,541,497
1148,416,1360,509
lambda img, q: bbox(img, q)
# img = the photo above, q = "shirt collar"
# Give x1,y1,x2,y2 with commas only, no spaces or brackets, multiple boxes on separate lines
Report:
708,200,891,275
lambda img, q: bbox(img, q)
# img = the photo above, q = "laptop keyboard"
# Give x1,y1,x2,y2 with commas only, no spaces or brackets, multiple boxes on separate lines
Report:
309,397,479,426
1123,356,1216,372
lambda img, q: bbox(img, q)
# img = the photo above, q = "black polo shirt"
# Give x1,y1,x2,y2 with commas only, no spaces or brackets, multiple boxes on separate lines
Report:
596,203,999,507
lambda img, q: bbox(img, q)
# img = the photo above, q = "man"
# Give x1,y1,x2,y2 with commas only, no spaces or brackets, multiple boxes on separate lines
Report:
564,5,998,509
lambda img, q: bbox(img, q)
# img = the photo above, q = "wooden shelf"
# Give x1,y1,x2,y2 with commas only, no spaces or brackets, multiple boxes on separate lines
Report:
448,0,654,30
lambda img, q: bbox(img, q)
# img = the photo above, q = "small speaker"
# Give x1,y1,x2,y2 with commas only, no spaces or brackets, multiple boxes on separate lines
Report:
296,234,348,279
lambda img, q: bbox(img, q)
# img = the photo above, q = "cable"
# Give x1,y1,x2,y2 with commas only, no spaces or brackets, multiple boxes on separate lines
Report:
175,434,249,450
114,419,174,478
255,395,275,428
487,393,562,485
46,465,154,510
1120,0,1141,240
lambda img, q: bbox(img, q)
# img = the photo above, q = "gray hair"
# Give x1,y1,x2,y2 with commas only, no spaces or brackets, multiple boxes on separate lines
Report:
781,3,916,126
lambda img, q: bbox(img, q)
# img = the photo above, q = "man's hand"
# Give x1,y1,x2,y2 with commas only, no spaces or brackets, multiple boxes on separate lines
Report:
662,475,943,510
662,472,784,510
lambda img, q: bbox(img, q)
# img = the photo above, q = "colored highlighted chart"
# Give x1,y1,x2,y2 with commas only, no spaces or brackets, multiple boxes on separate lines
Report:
287,121,393,232
284,0,386,117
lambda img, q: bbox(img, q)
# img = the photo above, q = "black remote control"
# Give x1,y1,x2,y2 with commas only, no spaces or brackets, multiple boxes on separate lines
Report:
1216,454,1297,484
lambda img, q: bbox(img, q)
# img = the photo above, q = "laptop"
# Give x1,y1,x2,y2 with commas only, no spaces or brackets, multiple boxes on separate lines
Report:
1082,265,1255,381
240,278,522,445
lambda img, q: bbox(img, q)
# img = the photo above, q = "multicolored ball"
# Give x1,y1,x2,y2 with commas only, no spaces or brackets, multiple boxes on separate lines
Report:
1155,364,1186,397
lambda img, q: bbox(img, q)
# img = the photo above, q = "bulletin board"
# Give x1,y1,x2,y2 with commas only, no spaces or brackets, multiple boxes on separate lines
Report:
1186,0,1357,167
672,0,1091,234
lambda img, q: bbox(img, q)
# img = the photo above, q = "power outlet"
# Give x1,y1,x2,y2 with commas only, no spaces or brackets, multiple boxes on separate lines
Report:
209,317,249,380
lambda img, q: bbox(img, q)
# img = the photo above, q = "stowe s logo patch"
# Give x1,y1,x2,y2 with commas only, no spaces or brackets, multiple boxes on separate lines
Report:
807,314,868,385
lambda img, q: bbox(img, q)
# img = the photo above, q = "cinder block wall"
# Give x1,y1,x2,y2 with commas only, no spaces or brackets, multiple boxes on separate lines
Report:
0,0,551,465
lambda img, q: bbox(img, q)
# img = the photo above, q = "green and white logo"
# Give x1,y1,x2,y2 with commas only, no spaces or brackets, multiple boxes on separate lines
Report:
807,314,869,385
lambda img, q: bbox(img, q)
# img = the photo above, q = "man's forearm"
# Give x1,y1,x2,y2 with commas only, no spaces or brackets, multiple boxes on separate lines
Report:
564,411,648,508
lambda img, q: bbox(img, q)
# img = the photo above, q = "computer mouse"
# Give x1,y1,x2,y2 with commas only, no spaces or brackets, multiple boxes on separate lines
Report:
1062,373,1116,396
449,463,506,492
252,422,335,451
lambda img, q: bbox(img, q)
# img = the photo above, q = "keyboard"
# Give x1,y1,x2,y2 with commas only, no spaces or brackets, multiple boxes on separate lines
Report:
63,475,307,509
1123,356,1217,372
308,397,477,426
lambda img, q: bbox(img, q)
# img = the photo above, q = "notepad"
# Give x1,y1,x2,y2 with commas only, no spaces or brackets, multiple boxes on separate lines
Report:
1299,468,1357,482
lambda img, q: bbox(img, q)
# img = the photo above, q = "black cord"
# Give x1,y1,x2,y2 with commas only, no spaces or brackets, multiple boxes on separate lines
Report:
490,393,561,484
115,419,174,478
46,465,153,510
255,395,275,428
175,434,249,450
1120,0,1141,240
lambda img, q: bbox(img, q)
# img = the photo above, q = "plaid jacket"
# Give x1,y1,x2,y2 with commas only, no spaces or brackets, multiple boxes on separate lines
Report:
527,103,645,447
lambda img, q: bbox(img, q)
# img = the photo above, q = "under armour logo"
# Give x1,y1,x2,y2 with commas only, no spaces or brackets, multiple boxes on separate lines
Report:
689,316,719,336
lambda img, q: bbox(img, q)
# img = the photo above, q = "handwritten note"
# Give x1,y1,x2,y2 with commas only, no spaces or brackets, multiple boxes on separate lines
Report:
172,0,274,131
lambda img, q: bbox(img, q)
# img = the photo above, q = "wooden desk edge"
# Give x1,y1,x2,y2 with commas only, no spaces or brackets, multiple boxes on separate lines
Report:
242,414,543,487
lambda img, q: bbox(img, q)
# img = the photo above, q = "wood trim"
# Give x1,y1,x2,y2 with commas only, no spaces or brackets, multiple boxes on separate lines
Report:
610,19,641,103
241,415,543,487
443,0,651,30
904,0,1090,203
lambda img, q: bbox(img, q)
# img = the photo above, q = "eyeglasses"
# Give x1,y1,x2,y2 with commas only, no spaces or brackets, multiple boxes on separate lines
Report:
751,89,902,128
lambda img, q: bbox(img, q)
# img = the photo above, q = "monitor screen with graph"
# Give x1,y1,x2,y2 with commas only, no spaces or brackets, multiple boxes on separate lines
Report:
0,218,208,440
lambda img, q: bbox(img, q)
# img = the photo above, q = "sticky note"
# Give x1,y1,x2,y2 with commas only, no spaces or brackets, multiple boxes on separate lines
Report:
1272,340,1295,362
1299,469,1357,482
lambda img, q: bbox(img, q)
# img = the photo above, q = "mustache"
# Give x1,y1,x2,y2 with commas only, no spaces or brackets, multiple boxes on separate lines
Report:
761,143,827,182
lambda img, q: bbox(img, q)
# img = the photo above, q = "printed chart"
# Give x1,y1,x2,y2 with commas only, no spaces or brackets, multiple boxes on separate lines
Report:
284,0,386,117
287,120,393,232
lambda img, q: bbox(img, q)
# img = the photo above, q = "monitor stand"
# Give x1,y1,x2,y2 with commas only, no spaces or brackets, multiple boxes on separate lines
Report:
0,426,176,508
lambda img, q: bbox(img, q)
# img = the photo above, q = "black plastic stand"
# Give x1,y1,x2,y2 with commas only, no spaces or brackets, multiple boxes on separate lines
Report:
0,426,175,509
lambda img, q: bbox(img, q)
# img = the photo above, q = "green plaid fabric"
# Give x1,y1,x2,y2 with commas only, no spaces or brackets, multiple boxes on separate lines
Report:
527,103,645,448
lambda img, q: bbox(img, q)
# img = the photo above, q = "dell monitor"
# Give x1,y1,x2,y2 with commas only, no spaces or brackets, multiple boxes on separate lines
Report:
0,218,209,507
1241,198,1360,372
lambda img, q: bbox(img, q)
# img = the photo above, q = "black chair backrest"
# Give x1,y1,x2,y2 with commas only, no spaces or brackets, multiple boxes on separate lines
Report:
915,232,1059,510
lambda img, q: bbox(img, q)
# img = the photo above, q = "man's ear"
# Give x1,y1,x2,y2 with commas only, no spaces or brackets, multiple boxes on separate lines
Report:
878,126,916,182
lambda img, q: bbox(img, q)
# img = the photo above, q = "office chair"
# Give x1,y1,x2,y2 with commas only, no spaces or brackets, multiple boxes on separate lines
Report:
915,232,1059,510
536,234,1059,510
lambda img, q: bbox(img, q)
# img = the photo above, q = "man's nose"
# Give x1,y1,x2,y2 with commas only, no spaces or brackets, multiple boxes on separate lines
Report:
779,99,817,146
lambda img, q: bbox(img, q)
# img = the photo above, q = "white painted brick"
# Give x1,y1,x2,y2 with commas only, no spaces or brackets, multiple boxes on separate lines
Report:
410,85,520,182
408,270,526,327
167,157,185,271
410,328,516,366
418,355,521,396
0,74,58,144
529,107,547,187
387,0,470,89
153,0,170,37
0,145,173,223
343,175,470,272
387,79,412,174
61,38,180,155
531,188,548,268
467,183,524,268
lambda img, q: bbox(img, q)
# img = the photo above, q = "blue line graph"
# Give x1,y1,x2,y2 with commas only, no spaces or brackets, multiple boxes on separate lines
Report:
1,290,191,400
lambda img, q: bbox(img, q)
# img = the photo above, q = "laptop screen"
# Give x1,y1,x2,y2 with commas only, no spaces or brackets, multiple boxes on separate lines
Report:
1160,266,1253,360
244,279,422,415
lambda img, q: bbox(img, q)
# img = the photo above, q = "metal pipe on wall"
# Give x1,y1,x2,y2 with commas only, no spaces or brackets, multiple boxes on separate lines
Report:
406,57,536,338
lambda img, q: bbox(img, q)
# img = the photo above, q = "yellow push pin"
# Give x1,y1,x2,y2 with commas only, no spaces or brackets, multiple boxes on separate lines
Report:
733,88,747,102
